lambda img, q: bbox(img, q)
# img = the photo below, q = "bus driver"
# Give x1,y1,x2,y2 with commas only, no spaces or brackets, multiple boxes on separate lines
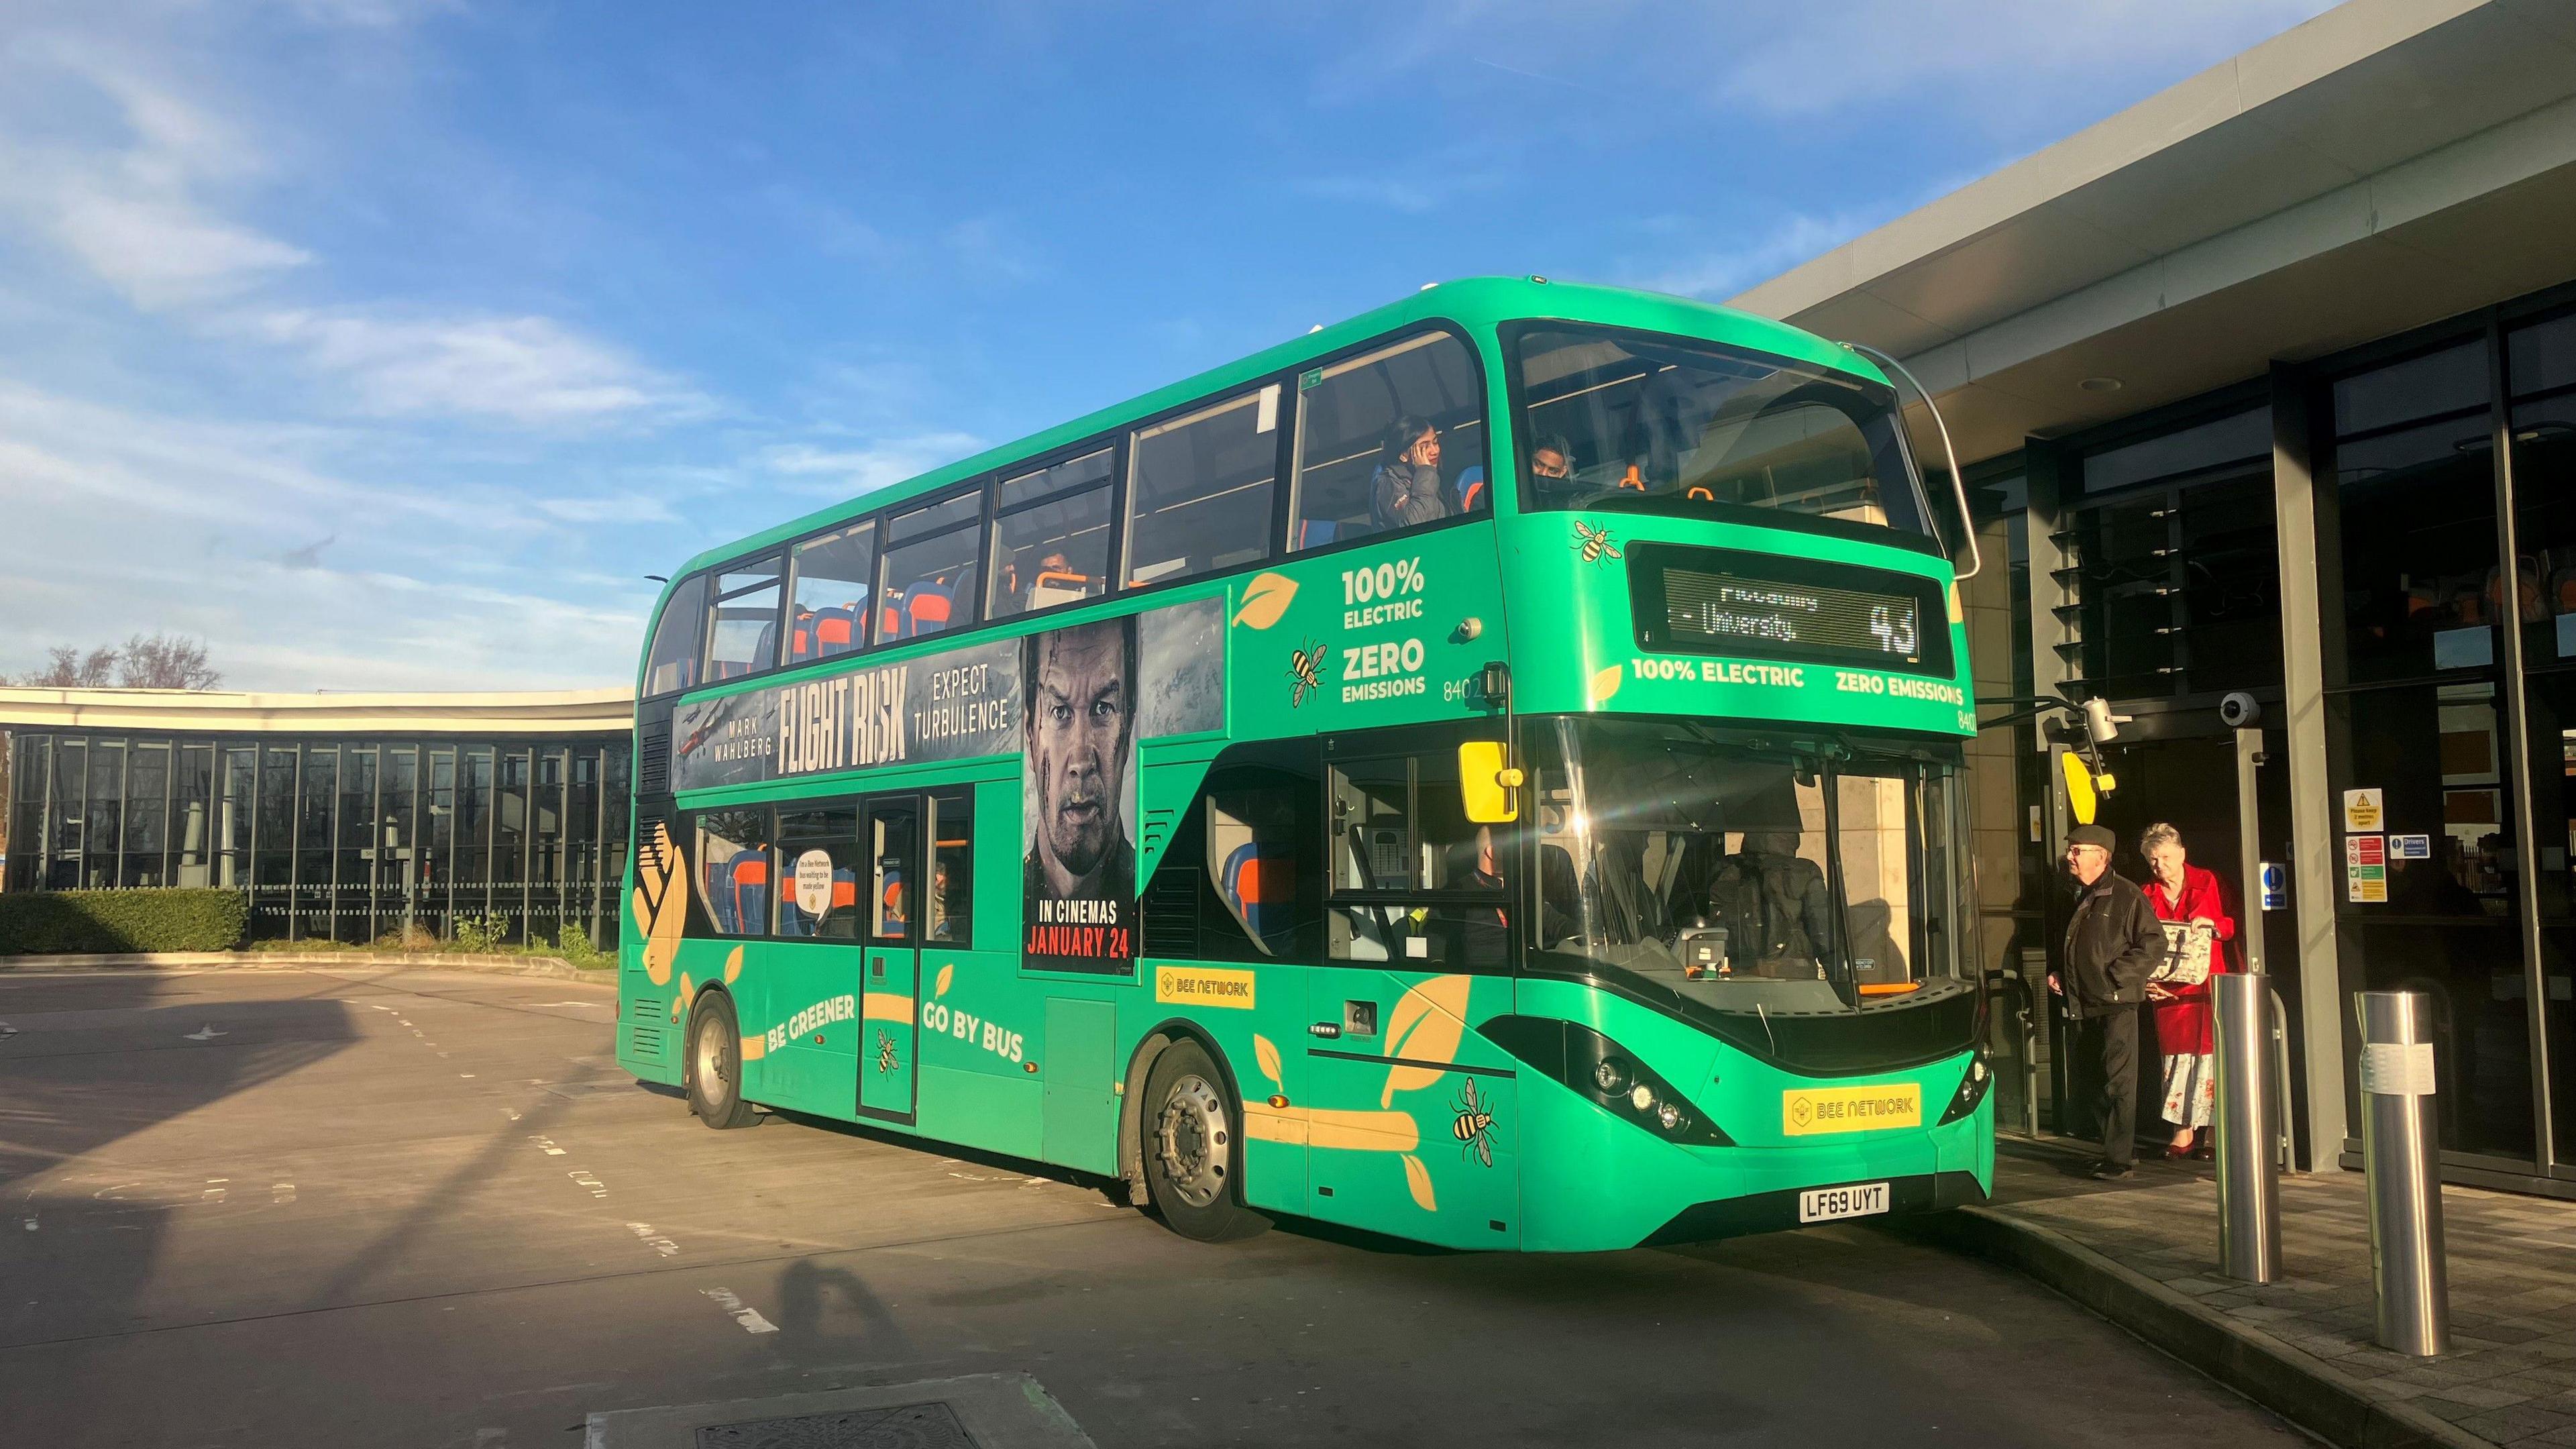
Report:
1020,619,1138,914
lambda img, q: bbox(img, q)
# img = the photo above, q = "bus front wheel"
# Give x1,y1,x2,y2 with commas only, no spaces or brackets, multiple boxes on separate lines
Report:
1141,1039,1268,1242
685,993,759,1130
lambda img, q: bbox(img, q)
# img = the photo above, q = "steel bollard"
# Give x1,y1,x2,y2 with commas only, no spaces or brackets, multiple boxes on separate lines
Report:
2214,973,2279,1283
2357,990,2450,1356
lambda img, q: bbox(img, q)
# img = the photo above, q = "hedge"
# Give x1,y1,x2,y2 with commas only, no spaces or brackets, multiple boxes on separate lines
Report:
0,889,250,955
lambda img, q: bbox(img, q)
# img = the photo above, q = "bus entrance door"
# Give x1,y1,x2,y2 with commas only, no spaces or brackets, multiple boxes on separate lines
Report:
859,796,920,1122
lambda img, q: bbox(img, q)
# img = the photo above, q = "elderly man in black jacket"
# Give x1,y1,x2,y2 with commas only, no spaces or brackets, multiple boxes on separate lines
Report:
2050,822,2165,1179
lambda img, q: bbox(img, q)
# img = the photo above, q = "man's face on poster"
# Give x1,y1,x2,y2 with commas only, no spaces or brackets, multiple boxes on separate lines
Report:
1030,623,1130,884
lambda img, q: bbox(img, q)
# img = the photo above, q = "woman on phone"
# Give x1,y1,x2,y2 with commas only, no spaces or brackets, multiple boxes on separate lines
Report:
2139,822,2236,1160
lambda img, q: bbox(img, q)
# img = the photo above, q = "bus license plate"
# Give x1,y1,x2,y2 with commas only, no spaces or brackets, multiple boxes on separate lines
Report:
1798,1183,1890,1224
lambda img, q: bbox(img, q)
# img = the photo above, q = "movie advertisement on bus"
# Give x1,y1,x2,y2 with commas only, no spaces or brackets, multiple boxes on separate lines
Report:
668,639,1020,792
1020,599,1222,975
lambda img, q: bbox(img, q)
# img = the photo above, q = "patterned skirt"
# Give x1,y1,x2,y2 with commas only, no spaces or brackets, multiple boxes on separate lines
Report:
2161,1051,2218,1128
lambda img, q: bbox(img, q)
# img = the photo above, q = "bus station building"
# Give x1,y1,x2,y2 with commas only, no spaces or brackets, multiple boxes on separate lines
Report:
1728,0,2576,1195
0,687,635,948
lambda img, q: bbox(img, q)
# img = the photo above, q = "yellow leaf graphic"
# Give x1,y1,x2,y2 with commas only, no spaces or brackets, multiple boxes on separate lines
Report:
722,945,744,984
1589,663,1624,705
670,971,692,1024
934,963,955,998
1253,1034,1283,1089
1232,571,1297,630
739,1034,766,1062
1401,1154,1437,1212
1379,975,1472,1106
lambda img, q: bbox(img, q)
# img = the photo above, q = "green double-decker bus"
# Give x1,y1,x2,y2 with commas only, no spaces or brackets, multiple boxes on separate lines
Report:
615,276,1993,1250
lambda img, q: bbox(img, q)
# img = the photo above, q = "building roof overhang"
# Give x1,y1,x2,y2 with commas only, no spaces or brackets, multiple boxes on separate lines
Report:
0,687,635,737
1727,0,2576,464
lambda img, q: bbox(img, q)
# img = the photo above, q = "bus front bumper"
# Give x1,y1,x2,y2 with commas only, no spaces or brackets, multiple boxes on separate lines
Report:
1643,1168,1989,1245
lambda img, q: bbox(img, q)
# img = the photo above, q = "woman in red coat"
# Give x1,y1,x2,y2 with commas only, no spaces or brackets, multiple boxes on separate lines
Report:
2139,822,2235,1159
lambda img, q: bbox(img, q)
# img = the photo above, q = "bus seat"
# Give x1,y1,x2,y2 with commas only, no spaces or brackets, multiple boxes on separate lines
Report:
1029,570,1095,609
1220,843,1293,940
831,867,858,913
812,605,859,657
751,621,777,669
902,582,953,637
879,868,908,932
706,858,737,934
1456,466,1486,513
1293,517,1338,551
729,852,769,936
788,610,816,663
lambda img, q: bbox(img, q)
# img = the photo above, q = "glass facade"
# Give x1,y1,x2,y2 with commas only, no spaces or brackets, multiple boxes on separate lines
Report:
2,728,632,948
1978,282,2576,1193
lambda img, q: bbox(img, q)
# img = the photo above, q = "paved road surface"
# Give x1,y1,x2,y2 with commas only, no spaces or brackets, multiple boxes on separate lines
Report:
0,966,2300,1448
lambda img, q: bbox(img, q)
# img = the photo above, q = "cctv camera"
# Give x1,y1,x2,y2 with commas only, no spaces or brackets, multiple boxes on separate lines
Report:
2220,692,2262,728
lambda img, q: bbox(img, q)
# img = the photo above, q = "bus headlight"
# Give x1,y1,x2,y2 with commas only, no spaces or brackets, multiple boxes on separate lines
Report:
1937,1052,1994,1126
1479,1015,1734,1147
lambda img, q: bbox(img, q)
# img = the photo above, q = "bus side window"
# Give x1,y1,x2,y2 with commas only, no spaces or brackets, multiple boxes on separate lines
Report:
1165,761,1318,963
928,789,973,945
1289,331,1485,552
702,557,783,682
877,492,983,646
787,522,877,665
1326,747,1509,971
692,806,772,937
642,574,706,697
989,447,1114,621
1124,387,1278,588
772,802,861,941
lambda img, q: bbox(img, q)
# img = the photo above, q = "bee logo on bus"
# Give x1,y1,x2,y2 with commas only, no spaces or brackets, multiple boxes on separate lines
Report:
1287,639,1328,707
1451,1077,1497,1169
874,1029,899,1076
1572,520,1623,566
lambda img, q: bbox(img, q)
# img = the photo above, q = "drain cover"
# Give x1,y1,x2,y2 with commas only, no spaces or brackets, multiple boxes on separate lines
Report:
696,1401,979,1449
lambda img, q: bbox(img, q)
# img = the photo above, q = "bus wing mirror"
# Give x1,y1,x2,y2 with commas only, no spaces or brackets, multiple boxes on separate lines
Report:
1458,741,1522,824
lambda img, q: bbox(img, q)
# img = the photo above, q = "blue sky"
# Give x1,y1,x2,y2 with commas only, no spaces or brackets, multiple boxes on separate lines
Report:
0,0,2332,692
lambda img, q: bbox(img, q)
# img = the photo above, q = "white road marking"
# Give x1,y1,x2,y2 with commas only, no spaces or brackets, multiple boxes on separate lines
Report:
529,1136,566,1156
202,1180,227,1203
625,1222,680,1256
699,1287,777,1334
505,1110,522,1122
272,1183,295,1204
184,1024,226,1040
567,1170,608,1198
460,1073,476,1079
21,1214,34,1232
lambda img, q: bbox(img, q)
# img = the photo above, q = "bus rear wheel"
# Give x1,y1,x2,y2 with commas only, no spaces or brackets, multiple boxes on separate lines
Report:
686,993,759,1130
1142,1039,1267,1242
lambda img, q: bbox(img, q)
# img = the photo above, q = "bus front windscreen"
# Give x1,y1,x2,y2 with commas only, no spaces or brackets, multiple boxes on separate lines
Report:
1513,324,1929,538
1528,717,1961,1016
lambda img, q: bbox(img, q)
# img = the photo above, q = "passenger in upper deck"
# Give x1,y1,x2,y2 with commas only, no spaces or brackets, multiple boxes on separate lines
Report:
1369,415,1449,531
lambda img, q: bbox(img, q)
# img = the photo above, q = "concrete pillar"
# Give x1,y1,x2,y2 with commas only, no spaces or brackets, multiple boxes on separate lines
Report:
2269,360,2351,1169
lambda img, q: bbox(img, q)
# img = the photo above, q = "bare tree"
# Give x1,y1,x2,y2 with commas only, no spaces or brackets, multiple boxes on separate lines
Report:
116,634,221,690
9,634,220,690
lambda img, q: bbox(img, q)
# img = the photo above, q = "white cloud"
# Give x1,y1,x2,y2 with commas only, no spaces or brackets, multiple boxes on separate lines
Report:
1627,212,1878,301
757,434,984,500
45,184,312,309
249,307,712,427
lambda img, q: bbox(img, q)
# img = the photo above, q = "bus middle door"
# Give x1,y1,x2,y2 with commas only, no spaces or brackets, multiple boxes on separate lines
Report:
859,795,920,1122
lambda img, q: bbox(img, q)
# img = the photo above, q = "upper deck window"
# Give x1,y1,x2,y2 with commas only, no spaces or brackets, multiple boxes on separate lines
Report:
788,521,877,665
875,492,983,645
1289,331,1487,551
990,446,1114,621
1512,325,1928,539
1124,387,1279,589
641,574,706,698
703,557,784,682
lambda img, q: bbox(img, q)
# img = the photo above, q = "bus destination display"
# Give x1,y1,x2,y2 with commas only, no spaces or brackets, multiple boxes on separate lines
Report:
1629,543,1951,676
